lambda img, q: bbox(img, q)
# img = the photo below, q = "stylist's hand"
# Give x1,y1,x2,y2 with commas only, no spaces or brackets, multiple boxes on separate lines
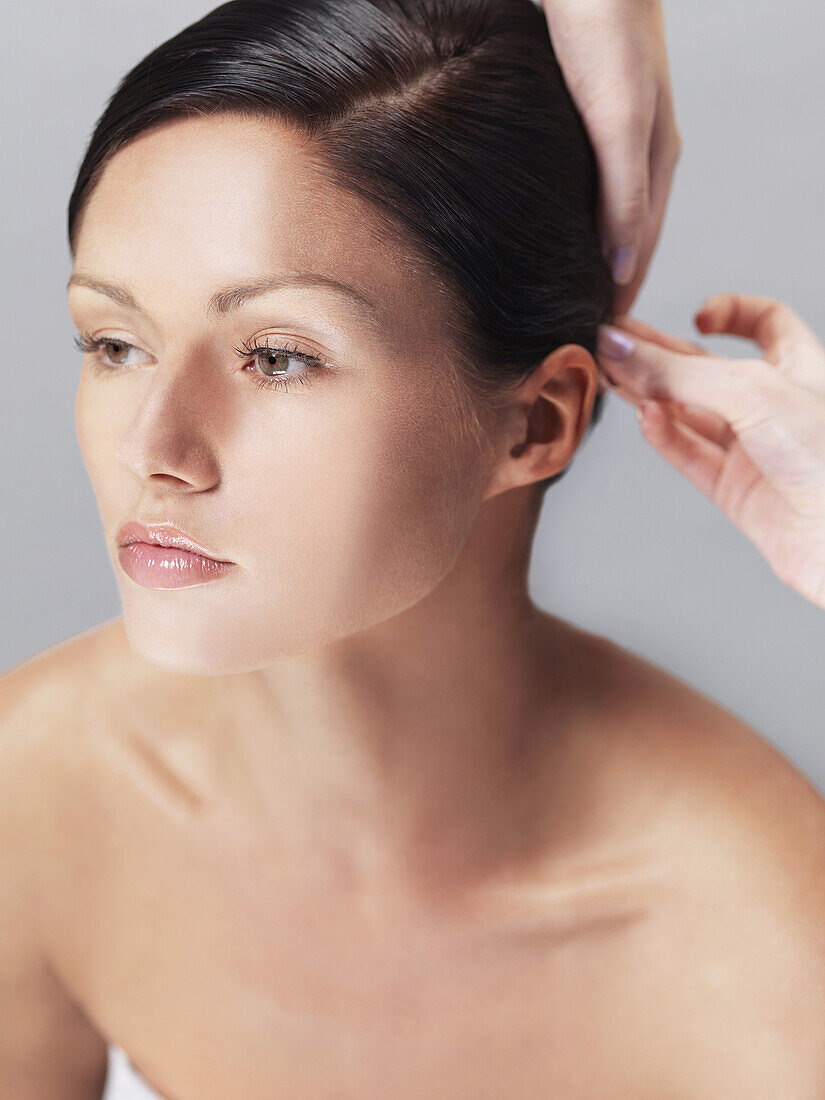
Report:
597,293,825,611
541,0,681,315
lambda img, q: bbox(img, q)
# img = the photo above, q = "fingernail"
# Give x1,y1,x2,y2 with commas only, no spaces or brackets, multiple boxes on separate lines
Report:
636,400,650,424
597,324,635,359
610,245,637,286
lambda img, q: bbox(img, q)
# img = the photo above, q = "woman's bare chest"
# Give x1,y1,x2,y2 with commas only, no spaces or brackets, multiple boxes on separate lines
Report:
48,790,685,1100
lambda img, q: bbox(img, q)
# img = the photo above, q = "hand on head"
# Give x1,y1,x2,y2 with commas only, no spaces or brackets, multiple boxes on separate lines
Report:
541,0,681,315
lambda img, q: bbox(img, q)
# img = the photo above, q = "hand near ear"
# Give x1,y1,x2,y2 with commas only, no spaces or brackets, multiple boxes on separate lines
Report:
597,292,825,611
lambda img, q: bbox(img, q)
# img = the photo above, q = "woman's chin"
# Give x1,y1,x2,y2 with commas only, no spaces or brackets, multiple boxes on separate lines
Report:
116,610,272,678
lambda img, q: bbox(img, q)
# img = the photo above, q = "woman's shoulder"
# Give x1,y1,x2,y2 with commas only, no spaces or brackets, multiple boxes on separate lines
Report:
0,619,226,1013
0,617,224,809
0,625,124,1094
0,616,127,770
0,619,146,874
1,615,139,723
0,618,148,796
577,621,825,886
575,623,825,1079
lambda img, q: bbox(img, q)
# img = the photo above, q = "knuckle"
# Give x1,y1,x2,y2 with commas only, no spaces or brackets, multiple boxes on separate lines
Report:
628,102,657,140
765,298,790,321
590,96,651,138
617,187,649,224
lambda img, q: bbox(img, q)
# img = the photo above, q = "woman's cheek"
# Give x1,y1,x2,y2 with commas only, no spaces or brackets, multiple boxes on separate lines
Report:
236,389,479,640
75,376,128,510
74,371,98,474
314,392,483,601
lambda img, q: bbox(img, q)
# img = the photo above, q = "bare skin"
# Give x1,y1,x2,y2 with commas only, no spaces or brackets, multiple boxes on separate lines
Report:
3,613,825,1100
2,112,825,1098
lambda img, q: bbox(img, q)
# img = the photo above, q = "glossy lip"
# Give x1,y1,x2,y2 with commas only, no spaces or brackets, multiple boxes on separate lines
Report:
115,521,234,563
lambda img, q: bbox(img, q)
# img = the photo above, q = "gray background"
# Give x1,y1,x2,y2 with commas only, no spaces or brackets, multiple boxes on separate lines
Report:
1,1,823,800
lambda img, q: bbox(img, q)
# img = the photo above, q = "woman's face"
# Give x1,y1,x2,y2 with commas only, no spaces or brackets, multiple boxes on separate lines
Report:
69,113,497,675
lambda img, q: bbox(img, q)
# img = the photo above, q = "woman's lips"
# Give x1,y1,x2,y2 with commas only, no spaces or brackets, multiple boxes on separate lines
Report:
117,542,236,589
114,519,235,588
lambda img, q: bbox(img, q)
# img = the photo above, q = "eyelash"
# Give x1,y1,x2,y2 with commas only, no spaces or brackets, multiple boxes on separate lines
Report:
73,332,331,394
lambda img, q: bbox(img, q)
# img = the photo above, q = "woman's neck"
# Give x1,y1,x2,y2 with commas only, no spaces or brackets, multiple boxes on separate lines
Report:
225,567,595,905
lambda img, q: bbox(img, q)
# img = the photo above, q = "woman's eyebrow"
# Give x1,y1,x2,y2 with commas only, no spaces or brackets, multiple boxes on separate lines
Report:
66,270,383,325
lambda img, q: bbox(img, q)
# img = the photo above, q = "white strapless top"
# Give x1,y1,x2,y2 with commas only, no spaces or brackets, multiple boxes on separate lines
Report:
104,1045,167,1100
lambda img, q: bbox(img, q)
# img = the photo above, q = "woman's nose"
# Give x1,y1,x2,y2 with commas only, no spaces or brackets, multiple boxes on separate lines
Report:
114,361,223,490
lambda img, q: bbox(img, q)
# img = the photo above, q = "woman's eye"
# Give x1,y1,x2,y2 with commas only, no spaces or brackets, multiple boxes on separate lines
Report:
74,334,149,369
254,349,306,377
101,340,138,366
239,341,330,393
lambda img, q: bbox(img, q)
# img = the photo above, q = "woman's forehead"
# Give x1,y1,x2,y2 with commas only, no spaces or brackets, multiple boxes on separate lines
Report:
72,113,447,337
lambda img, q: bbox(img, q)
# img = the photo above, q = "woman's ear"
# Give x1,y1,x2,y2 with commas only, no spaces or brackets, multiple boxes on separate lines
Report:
483,344,600,500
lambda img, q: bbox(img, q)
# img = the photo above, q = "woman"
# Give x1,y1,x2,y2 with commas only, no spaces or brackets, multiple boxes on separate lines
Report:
2,1,824,1097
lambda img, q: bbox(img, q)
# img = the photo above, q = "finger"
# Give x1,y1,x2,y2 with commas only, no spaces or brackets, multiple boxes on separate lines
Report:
598,365,646,403
610,88,681,317
596,332,825,503
591,96,656,288
597,334,776,422
695,292,825,392
603,373,735,450
652,398,736,451
595,311,709,389
606,315,711,357
637,400,726,501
